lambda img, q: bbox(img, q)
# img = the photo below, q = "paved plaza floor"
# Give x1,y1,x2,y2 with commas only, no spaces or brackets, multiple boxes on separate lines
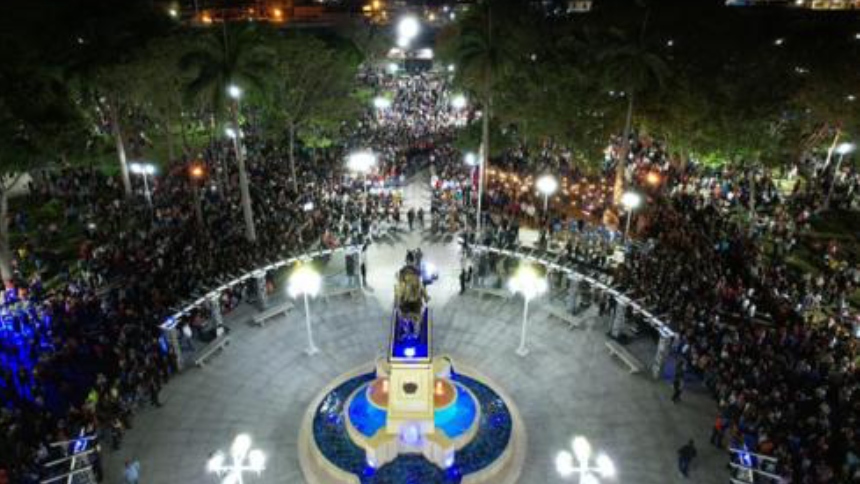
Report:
104,176,726,483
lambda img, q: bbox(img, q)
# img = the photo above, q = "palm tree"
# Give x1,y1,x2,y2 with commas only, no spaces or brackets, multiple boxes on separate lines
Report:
441,0,532,232
180,24,273,243
599,32,669,205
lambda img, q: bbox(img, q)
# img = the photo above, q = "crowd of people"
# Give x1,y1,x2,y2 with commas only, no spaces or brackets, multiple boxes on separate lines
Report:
0,55,857,484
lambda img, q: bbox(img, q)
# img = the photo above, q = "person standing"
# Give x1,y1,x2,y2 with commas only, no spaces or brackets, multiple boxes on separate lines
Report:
417,207,425,229
124,460,140,484
407,208,415,231
459,268,467,295
677,440,697,478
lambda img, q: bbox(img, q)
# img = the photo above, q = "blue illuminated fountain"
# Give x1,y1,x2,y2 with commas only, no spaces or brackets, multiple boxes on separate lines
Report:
300,263,523,484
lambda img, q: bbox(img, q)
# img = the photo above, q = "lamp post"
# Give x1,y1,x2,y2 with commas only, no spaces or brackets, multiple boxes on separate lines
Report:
508,265,548,357
129,162,156,209
189,163,206,226
824,142,854,209
464,152,478,207
396,16,421,49
620,191,642,243
347,150,377,210
226,83,256,242
207,434,266,484
555,436,616,483
288,264,322,355
536,174,559,214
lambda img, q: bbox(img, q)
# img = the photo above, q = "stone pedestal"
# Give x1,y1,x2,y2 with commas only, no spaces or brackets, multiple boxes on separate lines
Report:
610,300,627,339
651,334,673,380
255,271,268,310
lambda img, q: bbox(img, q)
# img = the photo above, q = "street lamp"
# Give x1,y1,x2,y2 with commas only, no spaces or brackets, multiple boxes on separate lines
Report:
288,264,322,355
207,433,266,484
227,84,243,100
825,142,855,209
347,150,377,208
620,191,642,243
129,162,156,208
464,152,478,167
536,175,559,213
451,94,468,111
508,265,548,357
189,164,206,226
373,96,392,110
555,436,615,483
397,16,421,48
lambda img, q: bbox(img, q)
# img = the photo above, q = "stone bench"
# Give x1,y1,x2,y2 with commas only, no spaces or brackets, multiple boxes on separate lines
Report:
544,305,583,330
604,340,643,374
469,287,512,301
323,286,362,302
194,334,231,367
251,301,294,327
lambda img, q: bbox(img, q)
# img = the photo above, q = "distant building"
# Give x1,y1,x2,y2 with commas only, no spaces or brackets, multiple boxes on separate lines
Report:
725,0,860,9
568,0,593,13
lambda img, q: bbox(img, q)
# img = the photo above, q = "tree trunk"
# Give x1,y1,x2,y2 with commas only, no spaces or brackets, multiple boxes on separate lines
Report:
109,97,132,197
289,121,298,192
615,93,635,206
232,104,257,242
0,187,13,286
165,109,175,162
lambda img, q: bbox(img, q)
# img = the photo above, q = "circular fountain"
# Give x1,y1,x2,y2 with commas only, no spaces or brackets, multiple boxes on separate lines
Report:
298,358,525,484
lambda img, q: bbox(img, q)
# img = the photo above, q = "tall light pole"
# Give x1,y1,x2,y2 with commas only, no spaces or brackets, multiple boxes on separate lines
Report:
227,84,256,242
189,164,206,227
620,191,642,243
555,436,616,483
347,150,377,210
536,174,559,214
129,162,156,209
289,264,322,355
508,265,548,357
207,434,266,484
825,142,855,210
464,152,478,208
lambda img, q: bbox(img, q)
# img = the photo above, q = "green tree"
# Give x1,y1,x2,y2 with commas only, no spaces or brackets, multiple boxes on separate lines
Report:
180,24,274,242
267,35,360,191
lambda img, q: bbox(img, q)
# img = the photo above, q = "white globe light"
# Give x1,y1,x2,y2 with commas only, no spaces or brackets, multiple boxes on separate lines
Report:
581,474,600,484
397,17,421,42
572,436,592,464
248,449,266,472
207,452,225,473
347,151,377,174
451,94,467,110
227,84,242,100
620,191,642,210
464,152,478,166
225,127,237,139
231,434,252,460
555,451,575,477
596,453,616,478
508,265,547,301
289,265,322,298
836,142,855,155
387,62,400,74
536,175,558,196
373,97,392,110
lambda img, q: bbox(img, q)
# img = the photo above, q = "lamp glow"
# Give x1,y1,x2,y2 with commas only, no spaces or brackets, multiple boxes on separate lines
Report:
347,151,377,174
596,453,615,478
555,451,575,477
536,175,558,196
836,142,855,155
451,94,467,110
225,127,237,139
620,191,642,210
464,152,478,166
227,84,242,100
509,265,548,357
373,96,392,110
208,434,266,483
288,265,322,299
397,16,420,43
573,436,592,464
